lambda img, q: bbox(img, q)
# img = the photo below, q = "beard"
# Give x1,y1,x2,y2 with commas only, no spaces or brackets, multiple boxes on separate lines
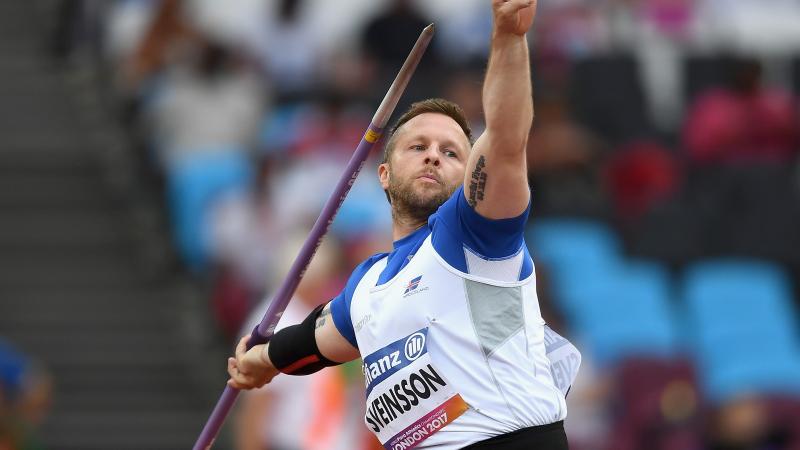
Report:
387,168,458,224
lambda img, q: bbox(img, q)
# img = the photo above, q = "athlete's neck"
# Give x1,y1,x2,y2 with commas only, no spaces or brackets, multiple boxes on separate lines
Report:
391,208,427,241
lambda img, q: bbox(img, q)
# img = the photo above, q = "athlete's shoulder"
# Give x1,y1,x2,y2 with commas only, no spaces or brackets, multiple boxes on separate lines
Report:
330,252,389,349
350,252,390,282
428,185,532,271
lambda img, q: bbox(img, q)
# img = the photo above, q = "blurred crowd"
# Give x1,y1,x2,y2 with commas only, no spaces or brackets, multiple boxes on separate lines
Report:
34,0,800,449
0,340,50,450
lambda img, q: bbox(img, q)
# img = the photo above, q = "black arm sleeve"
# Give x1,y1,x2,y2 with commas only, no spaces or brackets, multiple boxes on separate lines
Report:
267,304,339,375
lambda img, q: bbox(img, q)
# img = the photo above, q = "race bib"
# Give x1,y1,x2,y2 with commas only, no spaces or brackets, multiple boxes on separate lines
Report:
362,328,468,450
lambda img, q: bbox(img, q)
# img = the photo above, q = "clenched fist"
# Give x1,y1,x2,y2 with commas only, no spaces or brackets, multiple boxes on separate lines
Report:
227,335,279,390
492,0,537,36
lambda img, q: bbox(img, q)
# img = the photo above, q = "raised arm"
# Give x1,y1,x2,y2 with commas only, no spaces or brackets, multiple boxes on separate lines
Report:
464,0,537,219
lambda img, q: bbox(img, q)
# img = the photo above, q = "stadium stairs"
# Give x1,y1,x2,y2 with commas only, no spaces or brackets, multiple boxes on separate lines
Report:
0,2,230,449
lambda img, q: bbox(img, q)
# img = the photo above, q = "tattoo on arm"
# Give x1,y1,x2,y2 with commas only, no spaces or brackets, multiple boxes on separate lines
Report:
468,156,488,208
315,306,331,329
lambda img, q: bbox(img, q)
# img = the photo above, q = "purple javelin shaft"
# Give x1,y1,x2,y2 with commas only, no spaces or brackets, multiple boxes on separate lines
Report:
192,24,434,450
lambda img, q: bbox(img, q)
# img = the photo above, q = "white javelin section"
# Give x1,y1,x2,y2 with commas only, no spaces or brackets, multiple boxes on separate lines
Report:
350,235,566,450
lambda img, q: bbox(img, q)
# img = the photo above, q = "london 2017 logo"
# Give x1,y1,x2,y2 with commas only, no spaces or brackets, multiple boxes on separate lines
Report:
404,332,426,361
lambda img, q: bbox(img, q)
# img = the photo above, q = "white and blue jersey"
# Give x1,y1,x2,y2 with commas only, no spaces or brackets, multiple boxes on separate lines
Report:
330,186,575,450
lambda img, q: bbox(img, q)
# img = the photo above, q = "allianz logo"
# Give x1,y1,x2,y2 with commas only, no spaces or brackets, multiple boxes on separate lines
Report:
404,332,425,360
364,332,427,386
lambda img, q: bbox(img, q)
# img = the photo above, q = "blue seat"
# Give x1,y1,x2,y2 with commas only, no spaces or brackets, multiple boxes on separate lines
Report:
683,259,800,402
567,261,679,366
527,221,681,366
527,219,622,273
166,150,254,273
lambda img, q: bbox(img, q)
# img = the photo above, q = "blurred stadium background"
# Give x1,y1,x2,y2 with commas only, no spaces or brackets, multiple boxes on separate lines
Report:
1,0,800,449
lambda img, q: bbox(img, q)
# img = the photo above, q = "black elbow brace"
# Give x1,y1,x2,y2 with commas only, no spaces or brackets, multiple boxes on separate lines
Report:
267,304,339,375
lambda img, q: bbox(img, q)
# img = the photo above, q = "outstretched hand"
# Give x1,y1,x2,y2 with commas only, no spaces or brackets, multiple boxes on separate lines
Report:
492,0,537,36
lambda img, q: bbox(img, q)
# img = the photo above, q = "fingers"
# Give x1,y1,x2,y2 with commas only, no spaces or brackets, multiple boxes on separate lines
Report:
495,0,533,13
227,356,265,390
229,337,257,389
235,335,250,360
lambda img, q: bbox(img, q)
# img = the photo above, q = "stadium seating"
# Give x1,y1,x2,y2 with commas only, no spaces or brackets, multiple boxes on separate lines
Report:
528,219,680,366
683,54,739,102
790,55,800,96
683,260,800,402
568,54,652,144
527,218,621,272
569,261,680,366
166,150,254,273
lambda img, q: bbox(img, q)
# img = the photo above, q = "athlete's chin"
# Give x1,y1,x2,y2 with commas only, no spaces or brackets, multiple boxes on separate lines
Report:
412,182,448,198
414,189,452,210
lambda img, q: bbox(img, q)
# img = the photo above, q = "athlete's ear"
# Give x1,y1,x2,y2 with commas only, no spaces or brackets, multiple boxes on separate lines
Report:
378,162,390,190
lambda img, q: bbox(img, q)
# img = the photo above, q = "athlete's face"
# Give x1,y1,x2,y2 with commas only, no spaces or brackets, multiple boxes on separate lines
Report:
379,113,470,220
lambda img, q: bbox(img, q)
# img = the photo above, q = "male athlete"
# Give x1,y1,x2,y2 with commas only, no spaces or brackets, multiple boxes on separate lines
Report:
228,1,580,448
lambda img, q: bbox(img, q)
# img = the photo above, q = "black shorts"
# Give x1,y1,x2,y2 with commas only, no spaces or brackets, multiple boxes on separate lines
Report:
462,421,568,450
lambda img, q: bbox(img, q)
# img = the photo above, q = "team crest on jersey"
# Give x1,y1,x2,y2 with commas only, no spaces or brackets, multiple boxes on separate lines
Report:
403,275,429,298
404,276,422,294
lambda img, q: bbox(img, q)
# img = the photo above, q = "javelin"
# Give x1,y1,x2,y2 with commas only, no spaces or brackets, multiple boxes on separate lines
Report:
192,23,435,450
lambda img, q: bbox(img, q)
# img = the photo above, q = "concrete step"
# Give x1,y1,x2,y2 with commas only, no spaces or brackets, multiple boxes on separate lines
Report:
0,315,174,338
0,254,144,288
0,174,111,209
0,148,97,172
41,410,208,450
0,127,91,147
51,367,191,392
54,390,207,412
0,287,172,310
0,210,124,246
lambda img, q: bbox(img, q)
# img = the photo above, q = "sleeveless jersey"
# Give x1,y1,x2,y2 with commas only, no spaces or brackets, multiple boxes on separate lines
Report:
330,186,573,450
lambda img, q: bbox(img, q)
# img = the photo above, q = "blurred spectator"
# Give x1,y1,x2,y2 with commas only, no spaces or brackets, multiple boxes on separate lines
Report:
626,0,697,130
267,155,392,245
526,92,608,217
603,141,681,221
245,0,325,100
141,37,265,272
441,69,485,135
119,0,195,93
693,0,800,53
683,58,799,164
707,397,795,450
258,94,391,241
359,0,440,103
145,39,264,169
49,0,109,63
360,0,431,68
104,0,161,68
0,340,50,450
280,95,370,159
436,2,493,67
637,0,695,40
535,0,612,63
608,358,703,450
